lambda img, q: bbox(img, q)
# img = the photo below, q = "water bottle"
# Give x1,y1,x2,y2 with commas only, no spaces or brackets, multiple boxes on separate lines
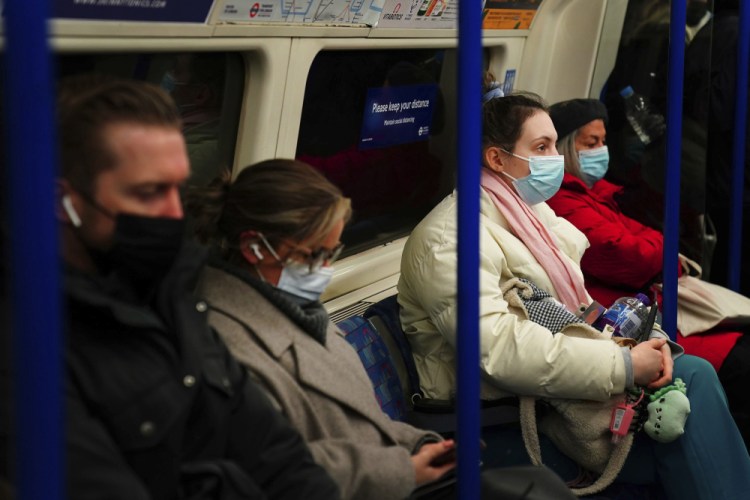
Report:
598,293,651,339
620,86,660,146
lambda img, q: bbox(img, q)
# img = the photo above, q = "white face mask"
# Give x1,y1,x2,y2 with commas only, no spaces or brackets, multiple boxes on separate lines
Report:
276,261,334,302
500,150,565,205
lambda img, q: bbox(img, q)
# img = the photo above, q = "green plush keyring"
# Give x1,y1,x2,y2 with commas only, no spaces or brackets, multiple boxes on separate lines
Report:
644,378,691,443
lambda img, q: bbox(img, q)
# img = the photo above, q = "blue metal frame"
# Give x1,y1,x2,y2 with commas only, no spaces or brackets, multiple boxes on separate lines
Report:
661,0,687,339
729,0,750,291
3,1,63,499
456,0,482,496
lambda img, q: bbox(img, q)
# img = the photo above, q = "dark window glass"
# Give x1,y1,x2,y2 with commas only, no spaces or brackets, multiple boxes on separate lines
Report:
604,0,714,271
296,49,451,254
57,52,244,187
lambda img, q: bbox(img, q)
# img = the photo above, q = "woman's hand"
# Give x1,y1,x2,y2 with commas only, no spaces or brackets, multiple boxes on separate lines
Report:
631,338,668,387
410,439,457,486
646,341,674,389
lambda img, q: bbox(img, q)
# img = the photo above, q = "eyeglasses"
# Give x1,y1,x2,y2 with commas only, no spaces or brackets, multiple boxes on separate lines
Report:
257,233,344,272
304,242,345,272
289,242,344,272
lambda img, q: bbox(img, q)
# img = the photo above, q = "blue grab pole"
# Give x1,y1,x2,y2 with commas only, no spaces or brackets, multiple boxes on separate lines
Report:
3,1,63,499
456,0,482,497
661,0,687,339
728,0,750,291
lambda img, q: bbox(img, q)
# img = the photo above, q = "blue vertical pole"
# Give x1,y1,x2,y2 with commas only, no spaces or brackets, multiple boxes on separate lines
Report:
3,1,63,499
456,0,482,497
728,0,750,291
661,0,687,339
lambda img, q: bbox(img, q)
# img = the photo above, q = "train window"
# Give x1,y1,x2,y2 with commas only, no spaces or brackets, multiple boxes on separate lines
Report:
603,0,712,267
296,49,451,254
57,52,244,187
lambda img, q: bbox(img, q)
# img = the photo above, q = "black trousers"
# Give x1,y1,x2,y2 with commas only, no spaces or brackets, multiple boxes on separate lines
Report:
410,465,576,500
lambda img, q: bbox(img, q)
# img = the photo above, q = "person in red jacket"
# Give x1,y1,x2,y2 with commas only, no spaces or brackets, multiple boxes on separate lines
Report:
547,98,749,448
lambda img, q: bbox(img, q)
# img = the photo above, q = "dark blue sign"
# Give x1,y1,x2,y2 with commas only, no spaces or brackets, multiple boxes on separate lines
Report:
54,0,214,23
360,83,438,150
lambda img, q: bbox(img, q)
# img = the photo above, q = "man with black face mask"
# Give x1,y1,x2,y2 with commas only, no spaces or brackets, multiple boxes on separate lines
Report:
52,75,340,499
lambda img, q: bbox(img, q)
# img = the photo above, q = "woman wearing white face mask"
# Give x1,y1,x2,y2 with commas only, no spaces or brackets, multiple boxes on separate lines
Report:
548,98,750,450
399,78,750,498
187,159,470,500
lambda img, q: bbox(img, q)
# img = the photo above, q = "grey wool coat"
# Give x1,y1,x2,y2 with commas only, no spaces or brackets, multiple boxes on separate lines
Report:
196,265,442,500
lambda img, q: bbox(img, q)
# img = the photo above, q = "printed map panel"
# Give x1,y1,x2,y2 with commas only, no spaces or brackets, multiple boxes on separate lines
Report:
218,0,385,25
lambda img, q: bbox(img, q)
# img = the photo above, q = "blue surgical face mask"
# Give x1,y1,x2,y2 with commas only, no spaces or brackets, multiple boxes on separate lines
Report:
256,233,334,302
277,261,334,302
500,150,565,205
578,145,609,187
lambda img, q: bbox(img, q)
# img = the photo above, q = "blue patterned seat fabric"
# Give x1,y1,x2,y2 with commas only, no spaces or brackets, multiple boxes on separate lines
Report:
337,316,408,421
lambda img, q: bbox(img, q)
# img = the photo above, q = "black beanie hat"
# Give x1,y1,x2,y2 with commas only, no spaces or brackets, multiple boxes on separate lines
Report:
549,98,609,141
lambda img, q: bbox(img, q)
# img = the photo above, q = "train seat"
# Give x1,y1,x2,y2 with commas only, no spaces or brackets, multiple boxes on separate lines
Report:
361,295,520,434
336,315,408,421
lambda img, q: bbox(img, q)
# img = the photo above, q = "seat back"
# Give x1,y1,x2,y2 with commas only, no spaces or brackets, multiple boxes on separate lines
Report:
363,295,423,406
363,294,521,434
336,315,408,421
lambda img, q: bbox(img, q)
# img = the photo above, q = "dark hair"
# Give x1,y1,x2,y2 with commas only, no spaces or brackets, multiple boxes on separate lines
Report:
187,159,352,263
57,74,181,194
481,72,548,152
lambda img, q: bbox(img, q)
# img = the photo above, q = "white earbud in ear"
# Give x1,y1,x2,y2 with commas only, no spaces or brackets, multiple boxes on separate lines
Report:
249,243,264,261
62,195,82,228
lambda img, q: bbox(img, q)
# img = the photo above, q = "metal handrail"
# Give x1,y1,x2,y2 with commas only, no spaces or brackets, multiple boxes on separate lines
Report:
456,0,482,496
729,1,750,291
661,0,688,339
3,1,63,499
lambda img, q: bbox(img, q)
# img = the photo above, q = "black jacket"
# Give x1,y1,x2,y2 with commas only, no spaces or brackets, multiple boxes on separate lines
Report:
62,243,339,499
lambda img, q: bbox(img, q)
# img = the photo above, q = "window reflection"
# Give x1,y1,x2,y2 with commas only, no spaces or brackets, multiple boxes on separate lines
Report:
57,52,242,187
296,49,450,254
603,0,712,269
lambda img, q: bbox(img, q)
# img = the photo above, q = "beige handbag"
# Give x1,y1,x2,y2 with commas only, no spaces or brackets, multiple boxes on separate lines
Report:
655,255,750,336
520,394,634,497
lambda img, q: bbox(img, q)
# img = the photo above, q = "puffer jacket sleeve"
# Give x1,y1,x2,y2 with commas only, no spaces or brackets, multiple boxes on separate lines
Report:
548,179,664,289
402,204,626,402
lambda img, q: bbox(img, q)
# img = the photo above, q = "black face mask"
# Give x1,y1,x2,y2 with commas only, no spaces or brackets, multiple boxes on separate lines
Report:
68,190,185,289
100,214,186,286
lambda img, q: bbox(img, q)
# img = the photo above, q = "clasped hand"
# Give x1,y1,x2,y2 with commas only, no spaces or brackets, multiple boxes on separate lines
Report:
631,338,673,388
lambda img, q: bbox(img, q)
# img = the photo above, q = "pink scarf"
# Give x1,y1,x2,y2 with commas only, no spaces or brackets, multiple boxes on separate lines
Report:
480,168,590,312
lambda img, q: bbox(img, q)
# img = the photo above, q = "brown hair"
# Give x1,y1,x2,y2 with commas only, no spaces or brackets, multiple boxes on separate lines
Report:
57,74,181,194
187,159,352,263
481,72,548,154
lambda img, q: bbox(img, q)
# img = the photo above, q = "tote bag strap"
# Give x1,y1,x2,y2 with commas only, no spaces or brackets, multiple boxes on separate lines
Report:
678,253,702,278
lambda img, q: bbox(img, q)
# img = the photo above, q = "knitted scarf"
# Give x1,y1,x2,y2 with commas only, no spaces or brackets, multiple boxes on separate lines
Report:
480,168,590,313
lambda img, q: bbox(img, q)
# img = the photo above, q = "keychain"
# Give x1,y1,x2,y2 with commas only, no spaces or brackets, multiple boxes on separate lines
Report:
610,390,645,443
